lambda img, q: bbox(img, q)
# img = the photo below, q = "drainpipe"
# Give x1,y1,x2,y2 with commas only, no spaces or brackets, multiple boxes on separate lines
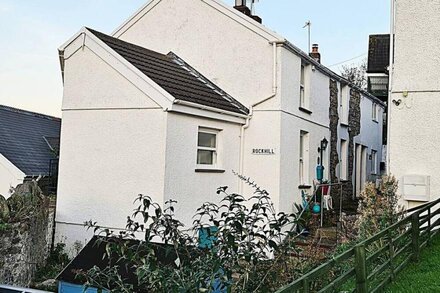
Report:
238,41,280,193
386,0,395,175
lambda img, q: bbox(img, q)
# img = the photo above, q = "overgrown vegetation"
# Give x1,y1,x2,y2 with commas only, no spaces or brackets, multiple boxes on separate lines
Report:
32,243,71,291
78,175,405,292
0,180,49,225
80,177,325,292
355,175,404,240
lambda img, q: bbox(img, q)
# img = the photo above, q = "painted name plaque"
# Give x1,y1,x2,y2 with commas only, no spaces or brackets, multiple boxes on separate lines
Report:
252,148,275,155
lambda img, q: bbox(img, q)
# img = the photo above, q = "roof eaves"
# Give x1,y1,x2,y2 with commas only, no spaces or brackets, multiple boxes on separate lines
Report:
168,52,249,115
112,0,284,43
0,105,61,121
280,41,386,107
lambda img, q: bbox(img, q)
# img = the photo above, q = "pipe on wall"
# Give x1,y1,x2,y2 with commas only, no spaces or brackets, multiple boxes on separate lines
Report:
238,41,279,193
386,0,395,174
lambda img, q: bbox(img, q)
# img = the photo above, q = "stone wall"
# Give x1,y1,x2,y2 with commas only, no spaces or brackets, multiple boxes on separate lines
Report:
328,81,361,212
0,182,55,286
344,89,361,210
329,79,340,193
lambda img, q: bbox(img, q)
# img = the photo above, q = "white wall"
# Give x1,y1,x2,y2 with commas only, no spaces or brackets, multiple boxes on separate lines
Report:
114,0,277,109
163,112,242,227
278,47,331,212
389,0,440,207
0,154,25,198
55,45,168,250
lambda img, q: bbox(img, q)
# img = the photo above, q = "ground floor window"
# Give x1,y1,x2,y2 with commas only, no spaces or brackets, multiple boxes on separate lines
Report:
197,128,219,166
340,139,348,180
299,131,310,185
371,150,377,174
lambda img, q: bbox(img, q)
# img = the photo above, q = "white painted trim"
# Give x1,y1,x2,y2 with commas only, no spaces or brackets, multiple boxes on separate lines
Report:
60,28,175,110
169,103,246,125
60,28,248,124
366,73,388,77
0,153,25,179
112,0,161,37
112,0,284,42
0,153,26,197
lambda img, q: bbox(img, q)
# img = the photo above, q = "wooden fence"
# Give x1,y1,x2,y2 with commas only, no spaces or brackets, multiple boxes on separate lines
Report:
276,198,440,293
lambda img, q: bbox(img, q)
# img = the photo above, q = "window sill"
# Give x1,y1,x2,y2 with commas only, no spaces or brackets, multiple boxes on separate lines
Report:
298,184,312,189
340,122,349,127
195,168,225,173
299,107,312,114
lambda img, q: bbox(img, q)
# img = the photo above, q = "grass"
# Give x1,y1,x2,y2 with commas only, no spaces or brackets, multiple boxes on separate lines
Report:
385,234,440,292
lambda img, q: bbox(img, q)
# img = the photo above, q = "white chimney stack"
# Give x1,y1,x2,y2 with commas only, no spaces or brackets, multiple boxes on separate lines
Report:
235,0,246,6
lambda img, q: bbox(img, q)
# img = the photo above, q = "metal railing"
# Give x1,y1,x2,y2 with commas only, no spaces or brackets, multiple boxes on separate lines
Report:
276,197,440,293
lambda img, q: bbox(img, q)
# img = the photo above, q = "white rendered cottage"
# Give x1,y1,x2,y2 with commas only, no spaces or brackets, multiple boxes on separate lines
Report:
55,0,385,251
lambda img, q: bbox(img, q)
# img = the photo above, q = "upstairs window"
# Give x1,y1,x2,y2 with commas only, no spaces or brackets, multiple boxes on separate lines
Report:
340,85,349,125
197,128,218,166
300,64,306,108
372,103,378,122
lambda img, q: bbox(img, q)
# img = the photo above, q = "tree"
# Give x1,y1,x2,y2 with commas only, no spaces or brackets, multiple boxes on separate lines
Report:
340,59,367,90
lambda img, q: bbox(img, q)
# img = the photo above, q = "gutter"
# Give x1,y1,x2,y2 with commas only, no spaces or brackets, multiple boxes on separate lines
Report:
281,40,386,107
172,100,249,119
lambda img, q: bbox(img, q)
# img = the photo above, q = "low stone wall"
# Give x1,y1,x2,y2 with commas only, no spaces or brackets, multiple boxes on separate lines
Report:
0,183,55,286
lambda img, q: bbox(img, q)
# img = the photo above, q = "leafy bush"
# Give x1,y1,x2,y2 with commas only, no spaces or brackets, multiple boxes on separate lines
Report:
81,178,307,292
32,243,71,291
356,175,404,240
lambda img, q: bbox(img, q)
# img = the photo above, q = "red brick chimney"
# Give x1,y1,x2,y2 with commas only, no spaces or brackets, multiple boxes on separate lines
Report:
234,0,262,23
309,44,321,63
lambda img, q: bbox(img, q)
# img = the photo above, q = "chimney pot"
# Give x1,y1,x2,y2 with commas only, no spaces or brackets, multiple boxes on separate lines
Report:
233,0,262,23
309,43,321,63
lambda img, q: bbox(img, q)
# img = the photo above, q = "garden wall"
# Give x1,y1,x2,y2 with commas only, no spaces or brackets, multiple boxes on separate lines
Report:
0,185,55,286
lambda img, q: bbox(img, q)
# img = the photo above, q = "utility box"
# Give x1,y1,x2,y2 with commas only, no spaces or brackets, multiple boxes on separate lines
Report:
402,175,430,202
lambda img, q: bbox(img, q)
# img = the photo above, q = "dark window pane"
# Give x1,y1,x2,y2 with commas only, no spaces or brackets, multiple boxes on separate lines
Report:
198,132,216,148
197,150,214,165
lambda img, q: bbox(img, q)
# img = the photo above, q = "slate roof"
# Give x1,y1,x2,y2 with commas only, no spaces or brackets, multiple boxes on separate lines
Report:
367,34,390,74
87,28,249,115
0,105,61,176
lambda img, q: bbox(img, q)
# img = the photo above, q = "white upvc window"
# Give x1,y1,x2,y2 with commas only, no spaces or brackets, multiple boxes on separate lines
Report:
340,139,348,180
371,150,378,175
299,131,310,185
340,85,349,125
372,103,378,122
300,64,306,108
197,128,219,167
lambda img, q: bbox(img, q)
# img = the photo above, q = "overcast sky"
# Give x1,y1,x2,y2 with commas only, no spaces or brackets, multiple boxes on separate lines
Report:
0,0,390,116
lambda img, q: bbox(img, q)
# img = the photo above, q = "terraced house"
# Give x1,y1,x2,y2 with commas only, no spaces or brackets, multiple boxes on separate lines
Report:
0,105,60,198
55,0,385,251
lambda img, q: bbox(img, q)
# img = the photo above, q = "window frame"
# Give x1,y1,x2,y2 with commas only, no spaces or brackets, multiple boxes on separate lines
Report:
372,103,378,122
300,64,306,108
371,149,378,175
299,131,310,186
340,85,349,125
196,127,221,170
340,139,348,180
